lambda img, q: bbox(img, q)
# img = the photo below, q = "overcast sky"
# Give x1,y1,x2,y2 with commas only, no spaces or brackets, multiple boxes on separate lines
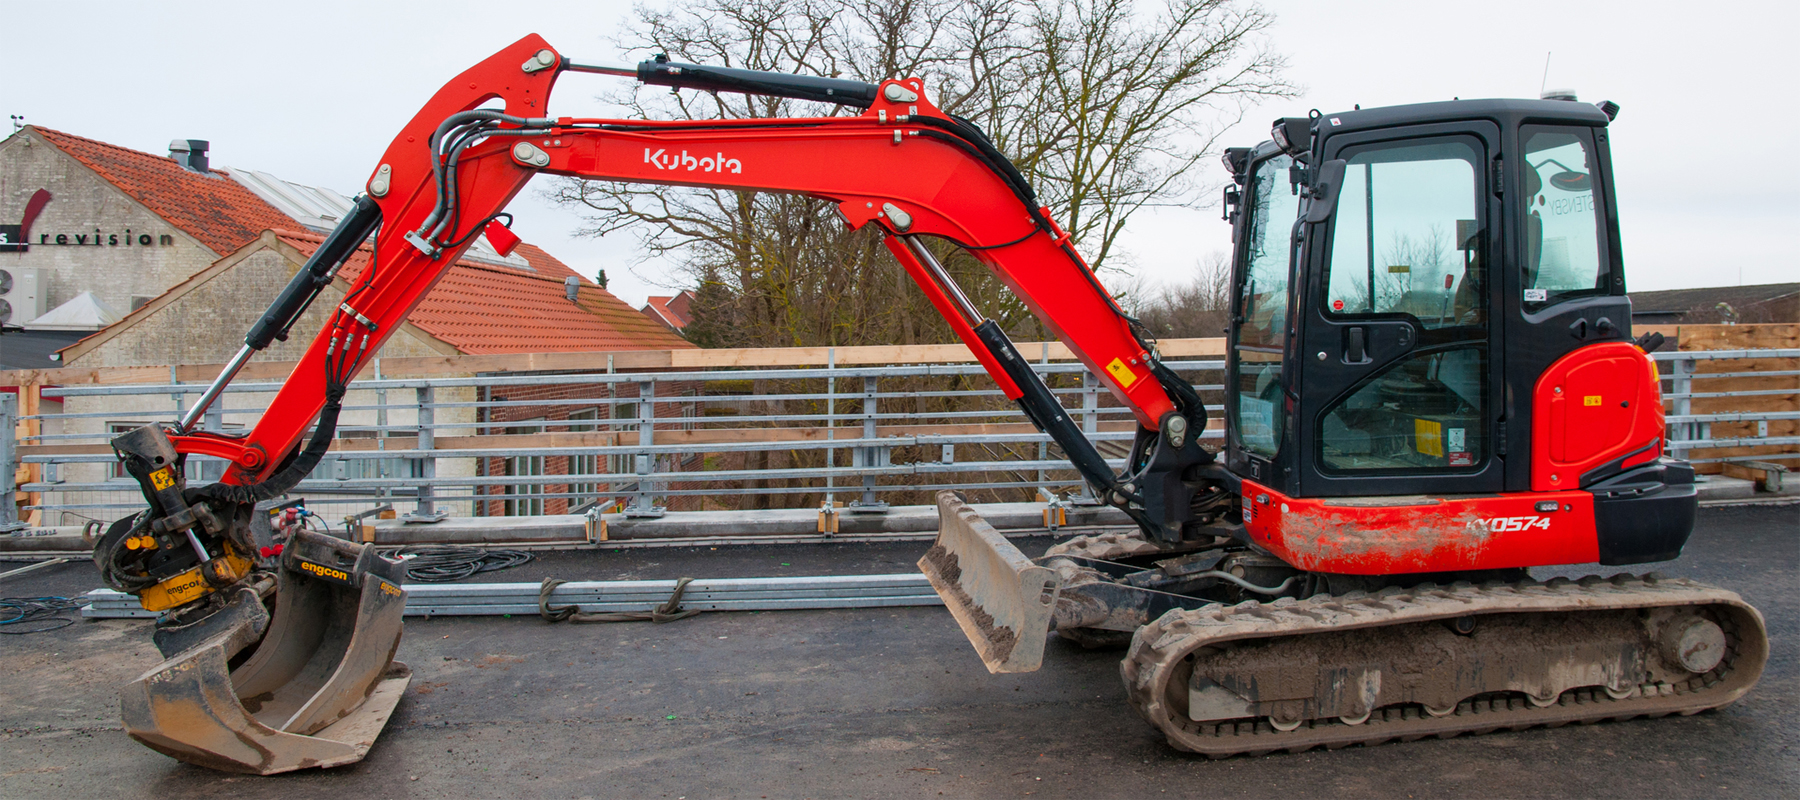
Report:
3,0,1793,307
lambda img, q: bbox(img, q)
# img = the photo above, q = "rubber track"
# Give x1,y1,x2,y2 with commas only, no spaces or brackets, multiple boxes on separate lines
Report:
1122,574,1768,757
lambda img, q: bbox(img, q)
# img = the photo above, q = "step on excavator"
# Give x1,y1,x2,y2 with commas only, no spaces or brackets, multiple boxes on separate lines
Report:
93,35,1765,772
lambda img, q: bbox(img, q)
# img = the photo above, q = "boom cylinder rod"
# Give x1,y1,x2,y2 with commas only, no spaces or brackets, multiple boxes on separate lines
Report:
901,236,982,327
177,196,381,435
897,234,1116,495
176,344,255,434
562,59,636,78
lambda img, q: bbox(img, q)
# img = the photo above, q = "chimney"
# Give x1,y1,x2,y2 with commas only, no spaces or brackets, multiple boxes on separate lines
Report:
168,139,210,173
564,275,581,303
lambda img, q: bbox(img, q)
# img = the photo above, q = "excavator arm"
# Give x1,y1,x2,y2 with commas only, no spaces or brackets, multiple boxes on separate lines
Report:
166,34,1211,537
96,34,1215,774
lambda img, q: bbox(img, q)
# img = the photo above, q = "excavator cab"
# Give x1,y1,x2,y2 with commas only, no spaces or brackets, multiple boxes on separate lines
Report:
1218,98,1696,568
1226,100,1612,494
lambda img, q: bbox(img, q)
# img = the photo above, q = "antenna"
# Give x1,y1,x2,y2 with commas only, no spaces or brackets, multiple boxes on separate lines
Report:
8,114,23,132
1540,52,1553,96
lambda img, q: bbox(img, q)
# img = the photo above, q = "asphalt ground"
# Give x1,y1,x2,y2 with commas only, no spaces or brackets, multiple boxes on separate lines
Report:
2,504,1794,799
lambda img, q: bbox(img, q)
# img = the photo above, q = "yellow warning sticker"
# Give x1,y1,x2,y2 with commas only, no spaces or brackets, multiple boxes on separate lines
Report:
1583,395,1603,406
1414,418,1444,457
149,467,175,491
1105,358,1138,388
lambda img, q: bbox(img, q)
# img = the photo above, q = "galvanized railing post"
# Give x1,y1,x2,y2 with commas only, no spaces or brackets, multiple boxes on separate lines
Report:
0,393,21,531
201,393,225,481
851,374,887,512
403,385,447,522
824,348,836,508
1670,356,1694,460
1071,369,1101,504
625,379,663,517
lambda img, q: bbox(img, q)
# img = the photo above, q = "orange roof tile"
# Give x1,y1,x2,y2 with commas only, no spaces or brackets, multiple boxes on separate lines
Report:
30,127,300,256
276,230,692,354
510,242,584,283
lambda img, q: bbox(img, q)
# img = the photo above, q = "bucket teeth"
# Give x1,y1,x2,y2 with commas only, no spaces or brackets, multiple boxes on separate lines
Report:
120,530,410,774
919,491,1060,673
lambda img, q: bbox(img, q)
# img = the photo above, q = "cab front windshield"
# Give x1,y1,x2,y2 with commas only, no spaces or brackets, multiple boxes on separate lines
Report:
1231,153,1300,457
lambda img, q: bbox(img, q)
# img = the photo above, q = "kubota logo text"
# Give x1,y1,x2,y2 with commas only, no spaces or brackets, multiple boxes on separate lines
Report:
645,148,742,174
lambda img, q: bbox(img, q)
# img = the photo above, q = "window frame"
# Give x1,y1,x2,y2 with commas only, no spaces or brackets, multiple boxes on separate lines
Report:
1319,135,1488,331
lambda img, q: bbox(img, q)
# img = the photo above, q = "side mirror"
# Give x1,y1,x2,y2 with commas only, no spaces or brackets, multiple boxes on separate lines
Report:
1304,159,1348,224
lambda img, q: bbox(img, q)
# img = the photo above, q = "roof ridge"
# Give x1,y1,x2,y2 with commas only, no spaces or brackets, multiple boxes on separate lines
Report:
273,228,585,281
453,258,592,285
271,227,325,240
29,125,171,161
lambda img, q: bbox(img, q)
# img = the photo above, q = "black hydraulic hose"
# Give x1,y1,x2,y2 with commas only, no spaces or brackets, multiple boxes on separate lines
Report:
431,127,554,246
1150,360,1209,435
419,110,554,242
909,121,1045,229
195,392,344,506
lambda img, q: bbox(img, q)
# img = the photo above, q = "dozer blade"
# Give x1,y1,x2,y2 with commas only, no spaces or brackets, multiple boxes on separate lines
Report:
919,490,1060,673
121,530,411,774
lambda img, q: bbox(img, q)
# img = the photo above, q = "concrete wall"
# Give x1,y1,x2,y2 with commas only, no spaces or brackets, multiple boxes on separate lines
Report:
0,131,220,318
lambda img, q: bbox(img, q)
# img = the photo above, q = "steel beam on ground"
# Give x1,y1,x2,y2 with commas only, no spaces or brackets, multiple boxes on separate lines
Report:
82,573,943,619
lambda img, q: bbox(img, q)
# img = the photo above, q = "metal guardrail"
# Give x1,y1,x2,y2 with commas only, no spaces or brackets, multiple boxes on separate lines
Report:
1655,348,1800,464
5,347,1793,529
6,355,1224,525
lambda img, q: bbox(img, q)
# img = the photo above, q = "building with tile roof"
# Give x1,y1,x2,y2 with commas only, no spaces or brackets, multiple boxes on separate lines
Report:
1629,282,1799,326
641,290,697,335
0,124,685,360
1,126,284,324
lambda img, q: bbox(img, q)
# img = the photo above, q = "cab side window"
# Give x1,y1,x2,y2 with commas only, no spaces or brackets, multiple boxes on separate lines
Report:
1521,127,1607,308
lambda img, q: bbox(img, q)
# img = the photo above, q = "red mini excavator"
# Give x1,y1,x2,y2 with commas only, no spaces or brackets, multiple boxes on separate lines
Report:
95,35,1765,772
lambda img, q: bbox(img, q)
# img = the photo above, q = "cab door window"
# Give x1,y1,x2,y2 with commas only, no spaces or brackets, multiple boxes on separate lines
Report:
1232,153,1301,457
1324,139,1484,328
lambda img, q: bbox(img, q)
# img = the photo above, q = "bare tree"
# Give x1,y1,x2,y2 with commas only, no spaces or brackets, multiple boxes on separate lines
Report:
1377,224,1449,316
1127,250,1233,340
547,0,1291,349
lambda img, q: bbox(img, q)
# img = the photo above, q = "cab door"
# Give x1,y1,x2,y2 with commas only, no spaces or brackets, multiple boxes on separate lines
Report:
1293,121,1505,498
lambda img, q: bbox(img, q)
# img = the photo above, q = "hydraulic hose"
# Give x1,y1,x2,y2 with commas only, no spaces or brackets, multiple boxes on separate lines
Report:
195,391,344,506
